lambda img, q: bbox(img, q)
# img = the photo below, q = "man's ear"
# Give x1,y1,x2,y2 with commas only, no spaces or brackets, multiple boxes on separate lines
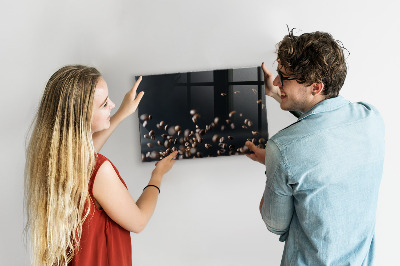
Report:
312,82,324,96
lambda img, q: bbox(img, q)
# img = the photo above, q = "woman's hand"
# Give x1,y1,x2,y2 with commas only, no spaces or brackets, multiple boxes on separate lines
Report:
115,76,145,120
262,62,281,103
152,151,178,178
245,141,266,165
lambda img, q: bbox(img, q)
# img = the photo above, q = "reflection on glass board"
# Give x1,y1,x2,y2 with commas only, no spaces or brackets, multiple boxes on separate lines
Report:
136,67,269,162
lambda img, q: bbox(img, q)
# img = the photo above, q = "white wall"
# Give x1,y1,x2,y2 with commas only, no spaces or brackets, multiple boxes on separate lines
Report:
1,0,399,265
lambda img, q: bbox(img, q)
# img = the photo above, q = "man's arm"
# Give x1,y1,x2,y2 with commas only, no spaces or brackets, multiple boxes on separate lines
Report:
259,139,294,240
93,77,144,152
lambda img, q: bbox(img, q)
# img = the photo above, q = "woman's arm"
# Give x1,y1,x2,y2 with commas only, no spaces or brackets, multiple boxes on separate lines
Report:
93,151,178,233
92,77,144,152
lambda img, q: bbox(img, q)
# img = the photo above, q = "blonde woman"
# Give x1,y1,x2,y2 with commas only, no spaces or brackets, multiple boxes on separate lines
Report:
25,65,178,266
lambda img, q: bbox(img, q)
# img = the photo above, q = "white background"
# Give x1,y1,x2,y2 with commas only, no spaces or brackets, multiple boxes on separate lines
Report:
1,0,399,265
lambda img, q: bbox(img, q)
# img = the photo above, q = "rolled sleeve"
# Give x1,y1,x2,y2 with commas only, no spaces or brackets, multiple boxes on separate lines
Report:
260,140,294,240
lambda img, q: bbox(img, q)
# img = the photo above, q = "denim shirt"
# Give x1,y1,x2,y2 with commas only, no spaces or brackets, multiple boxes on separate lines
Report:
260,96,385,266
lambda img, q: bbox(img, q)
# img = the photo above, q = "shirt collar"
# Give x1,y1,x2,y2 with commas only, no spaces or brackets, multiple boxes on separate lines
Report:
298,95,350,121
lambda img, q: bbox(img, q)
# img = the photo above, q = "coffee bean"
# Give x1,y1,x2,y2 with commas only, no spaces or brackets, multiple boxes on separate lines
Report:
205,144,212,149
212,134,220,143
190,109,197,115
150,151,159,159
219,137,225,143
164,140,170,148
239,145,249,154
144,134,150,139
150,135,155,140
214,117,220,125
221,125,225,131
168,126,176,135
143,121,147,127
218,143,227,149
230,123,235,129
184,129,190,138
192,114,200,123
140,114,149,121
229,111,236,117
157,140,162,146
228,136,233,140
147,143,153,148
221,93,227,96
252,131,259,136
149,130,155,136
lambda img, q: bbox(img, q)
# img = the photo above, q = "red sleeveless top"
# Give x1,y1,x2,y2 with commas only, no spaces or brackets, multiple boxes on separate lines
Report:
69,153,132,266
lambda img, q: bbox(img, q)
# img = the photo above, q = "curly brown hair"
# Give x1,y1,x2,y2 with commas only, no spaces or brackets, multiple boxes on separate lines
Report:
277,30,348,98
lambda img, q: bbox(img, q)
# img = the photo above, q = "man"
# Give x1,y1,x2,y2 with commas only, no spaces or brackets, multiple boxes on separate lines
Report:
246,31,385,265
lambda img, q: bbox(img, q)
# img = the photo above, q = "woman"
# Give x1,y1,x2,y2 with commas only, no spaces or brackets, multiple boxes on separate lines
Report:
25,65,177,265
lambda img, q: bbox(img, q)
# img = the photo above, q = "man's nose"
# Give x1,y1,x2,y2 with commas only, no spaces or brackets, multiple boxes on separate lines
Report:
273,75,281,87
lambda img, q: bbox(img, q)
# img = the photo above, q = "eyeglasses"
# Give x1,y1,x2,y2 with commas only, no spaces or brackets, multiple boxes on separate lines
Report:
277,70,297,86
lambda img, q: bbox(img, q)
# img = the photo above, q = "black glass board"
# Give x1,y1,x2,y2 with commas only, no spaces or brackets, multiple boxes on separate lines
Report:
136,66,269,162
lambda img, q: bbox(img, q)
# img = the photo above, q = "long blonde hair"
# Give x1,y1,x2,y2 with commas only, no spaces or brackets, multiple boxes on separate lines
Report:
25,65,101,265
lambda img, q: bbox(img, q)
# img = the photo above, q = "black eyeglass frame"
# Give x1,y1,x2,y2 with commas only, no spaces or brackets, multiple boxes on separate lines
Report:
277,70,297,86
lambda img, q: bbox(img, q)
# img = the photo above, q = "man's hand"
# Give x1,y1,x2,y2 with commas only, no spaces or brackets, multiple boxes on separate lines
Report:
262,62,281,103
245,141,266,165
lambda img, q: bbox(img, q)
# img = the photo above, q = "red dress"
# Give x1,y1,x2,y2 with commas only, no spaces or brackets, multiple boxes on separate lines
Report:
69,153,132,266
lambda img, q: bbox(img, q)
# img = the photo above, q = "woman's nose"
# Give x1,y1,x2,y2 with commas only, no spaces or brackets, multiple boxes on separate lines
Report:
109,100,115,109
